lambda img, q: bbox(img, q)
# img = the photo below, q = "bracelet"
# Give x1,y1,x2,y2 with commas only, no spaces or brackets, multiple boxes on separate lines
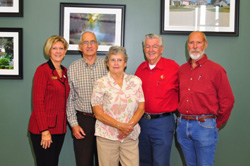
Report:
117,122,120,130
42,131,50,136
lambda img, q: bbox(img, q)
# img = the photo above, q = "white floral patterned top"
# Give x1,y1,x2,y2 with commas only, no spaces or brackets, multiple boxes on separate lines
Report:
91,72,145,142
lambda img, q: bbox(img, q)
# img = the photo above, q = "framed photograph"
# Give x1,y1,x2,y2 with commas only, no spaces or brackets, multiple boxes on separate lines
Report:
161,0,239,36
60,3,126,54
0,28,23,79
0,0,23,17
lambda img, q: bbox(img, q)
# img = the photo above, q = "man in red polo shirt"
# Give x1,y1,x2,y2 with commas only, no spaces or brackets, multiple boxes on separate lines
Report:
135,34,179,166
177,31,235,166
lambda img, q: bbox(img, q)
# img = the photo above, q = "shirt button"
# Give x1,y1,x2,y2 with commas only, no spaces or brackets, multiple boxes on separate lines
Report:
190,78,192,80
188,88,190,91
186,111,189,113
187,100,189,102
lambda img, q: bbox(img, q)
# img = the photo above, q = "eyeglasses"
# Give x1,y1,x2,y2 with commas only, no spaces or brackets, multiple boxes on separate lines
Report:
82,40,97,45
144,45,161,49
109,58,123,63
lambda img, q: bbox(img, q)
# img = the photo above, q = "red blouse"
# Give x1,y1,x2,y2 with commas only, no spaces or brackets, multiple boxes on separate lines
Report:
29,60,70,134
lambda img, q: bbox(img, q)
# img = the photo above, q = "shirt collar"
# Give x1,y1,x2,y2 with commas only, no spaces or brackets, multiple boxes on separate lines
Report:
82,56,99,67
107,72,127,85
47,59,65,71
188,54,208,66
142,57,164,70
47,60,67,80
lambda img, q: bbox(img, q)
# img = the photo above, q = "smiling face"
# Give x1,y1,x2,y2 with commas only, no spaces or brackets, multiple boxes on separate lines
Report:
144,38,164,65
49,41,67,64
188,31,208,61
79,32,98,57
107,53,127,75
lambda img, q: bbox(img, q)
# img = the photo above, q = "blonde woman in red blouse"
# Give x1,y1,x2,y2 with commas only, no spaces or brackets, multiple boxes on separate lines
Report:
28,36,69,166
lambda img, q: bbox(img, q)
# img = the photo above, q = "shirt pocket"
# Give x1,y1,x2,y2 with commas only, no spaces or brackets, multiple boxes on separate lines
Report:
193,75,214,95
155,79,169,98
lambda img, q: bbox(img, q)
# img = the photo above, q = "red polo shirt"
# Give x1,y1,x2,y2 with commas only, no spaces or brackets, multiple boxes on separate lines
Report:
178,55,235,128
135,57,179,114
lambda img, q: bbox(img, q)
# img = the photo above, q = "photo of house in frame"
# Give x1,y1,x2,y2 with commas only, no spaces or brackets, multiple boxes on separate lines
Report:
161,0,239,36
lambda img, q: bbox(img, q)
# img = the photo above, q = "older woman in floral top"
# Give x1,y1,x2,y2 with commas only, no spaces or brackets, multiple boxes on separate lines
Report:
91,46,145,166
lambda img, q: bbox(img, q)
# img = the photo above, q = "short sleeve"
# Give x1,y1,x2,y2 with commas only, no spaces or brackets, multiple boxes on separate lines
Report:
91,79,105,106
135,76,145,103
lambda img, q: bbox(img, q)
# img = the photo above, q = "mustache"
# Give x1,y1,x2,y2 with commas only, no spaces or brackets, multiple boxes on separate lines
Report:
189,49,202,52
189,49,202,53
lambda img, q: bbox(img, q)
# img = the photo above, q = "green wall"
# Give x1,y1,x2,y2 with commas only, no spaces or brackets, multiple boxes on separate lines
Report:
0,0,249,165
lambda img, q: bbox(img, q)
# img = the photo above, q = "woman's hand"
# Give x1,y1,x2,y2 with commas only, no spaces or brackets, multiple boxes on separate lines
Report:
40,130,52,149
117,130,128,139
117,122,134,139
117,102,144,140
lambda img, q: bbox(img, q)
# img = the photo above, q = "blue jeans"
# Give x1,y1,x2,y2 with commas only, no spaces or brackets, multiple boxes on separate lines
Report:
139,114,175,166
176,115,219,166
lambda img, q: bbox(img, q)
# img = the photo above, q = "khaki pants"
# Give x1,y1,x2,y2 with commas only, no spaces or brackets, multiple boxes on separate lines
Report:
97,136,139,166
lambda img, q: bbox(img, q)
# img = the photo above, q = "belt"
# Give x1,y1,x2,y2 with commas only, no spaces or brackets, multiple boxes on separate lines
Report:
179,115,216,122
143,112,171,120
77,111,95,117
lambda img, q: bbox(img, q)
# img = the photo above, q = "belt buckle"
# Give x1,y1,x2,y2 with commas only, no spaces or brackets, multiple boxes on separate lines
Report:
145,114,151,120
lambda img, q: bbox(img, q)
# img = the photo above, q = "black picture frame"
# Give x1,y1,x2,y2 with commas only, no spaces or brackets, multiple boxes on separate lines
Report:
0,0,23,17
0,28,23,79
161,0,239,36
60,3,126,54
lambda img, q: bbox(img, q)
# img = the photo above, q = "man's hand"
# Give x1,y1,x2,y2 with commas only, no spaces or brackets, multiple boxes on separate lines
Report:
72,125,86,139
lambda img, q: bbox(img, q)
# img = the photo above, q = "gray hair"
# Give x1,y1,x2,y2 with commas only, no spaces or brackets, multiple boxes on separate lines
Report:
79,31,97,44
188,31,207,43
105,46,128,65
143,33,163,46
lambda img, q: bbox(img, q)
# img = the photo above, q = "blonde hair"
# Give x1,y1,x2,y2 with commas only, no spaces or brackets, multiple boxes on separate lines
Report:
44,35,69,56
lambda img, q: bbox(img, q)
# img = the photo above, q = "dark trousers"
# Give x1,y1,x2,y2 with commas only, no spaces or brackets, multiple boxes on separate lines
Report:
74,112,98,166
30,132,65,166
139,114,175,166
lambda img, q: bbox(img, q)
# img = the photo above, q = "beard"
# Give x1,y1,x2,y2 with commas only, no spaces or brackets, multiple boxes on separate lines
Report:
189,49,205,60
